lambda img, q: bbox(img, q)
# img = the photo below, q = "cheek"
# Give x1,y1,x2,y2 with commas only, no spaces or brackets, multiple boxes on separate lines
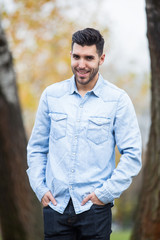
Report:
88,63,98,70
71,61,77,69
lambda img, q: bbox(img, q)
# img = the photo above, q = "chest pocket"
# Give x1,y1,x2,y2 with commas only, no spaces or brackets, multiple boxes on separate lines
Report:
87,117,111,144
49,113,67,140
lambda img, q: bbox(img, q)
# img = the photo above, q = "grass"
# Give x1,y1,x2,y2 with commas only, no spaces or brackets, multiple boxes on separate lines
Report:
111,230,131,240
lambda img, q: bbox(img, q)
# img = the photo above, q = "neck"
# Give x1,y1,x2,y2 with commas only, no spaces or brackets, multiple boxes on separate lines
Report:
76,74,99,97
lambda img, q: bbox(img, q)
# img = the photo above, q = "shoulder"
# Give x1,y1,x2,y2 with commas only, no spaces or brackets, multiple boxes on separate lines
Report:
100,78,126,102
43,79,71,98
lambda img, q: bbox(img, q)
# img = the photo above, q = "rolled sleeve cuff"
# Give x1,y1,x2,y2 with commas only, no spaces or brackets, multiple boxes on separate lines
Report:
94,188,114,204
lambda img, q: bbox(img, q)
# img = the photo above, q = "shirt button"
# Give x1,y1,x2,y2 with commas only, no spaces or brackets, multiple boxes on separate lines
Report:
71,169,75,173
75,136,77,139
70,186,72,189
73,153,76,155
77,119,80,122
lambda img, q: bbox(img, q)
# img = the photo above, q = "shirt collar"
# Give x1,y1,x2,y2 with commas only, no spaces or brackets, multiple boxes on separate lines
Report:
69,74,104,98
91,74,104,97
69,75,78,95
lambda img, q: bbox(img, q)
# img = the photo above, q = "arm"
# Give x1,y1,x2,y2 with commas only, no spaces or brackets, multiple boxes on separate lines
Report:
94,92,142,204
27,89,51,202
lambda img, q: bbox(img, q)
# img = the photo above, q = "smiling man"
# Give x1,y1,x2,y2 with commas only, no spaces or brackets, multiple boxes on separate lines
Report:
27,28,142,240
71,43,105,90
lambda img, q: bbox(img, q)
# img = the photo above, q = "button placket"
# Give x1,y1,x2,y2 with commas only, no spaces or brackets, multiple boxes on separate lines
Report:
69,99,85,191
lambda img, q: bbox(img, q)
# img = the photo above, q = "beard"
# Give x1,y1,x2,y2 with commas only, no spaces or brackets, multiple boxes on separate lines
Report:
72,65,99,86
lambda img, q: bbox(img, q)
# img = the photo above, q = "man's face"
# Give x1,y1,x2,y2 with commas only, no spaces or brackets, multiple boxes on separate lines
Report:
71,43,105,86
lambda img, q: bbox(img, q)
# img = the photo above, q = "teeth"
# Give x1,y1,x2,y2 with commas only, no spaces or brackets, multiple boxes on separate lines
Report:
78,71,88,74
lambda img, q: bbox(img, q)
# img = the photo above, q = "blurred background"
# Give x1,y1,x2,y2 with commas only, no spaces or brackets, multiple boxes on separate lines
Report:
0,0,150,238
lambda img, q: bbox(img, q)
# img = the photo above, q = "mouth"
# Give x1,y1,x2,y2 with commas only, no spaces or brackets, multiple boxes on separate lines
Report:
76,69,90,77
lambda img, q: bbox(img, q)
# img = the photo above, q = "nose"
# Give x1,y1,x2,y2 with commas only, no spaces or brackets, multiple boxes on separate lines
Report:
78,59,86,69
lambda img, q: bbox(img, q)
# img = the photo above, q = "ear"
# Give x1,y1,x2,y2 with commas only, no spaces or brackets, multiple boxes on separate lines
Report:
70,51,72,56
99,54,105,65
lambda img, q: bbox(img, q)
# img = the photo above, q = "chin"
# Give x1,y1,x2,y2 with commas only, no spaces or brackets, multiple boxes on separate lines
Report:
77,78,89,85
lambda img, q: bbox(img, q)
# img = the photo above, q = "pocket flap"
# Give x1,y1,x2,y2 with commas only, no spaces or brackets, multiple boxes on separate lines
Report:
89,117,111,126
49,113,67,121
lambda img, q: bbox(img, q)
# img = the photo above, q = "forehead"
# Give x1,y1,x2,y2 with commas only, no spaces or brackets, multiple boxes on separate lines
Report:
72,43,98,56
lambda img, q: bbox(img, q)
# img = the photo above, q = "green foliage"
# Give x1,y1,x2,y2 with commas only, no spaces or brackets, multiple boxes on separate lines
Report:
111,230,131,240
113,198,136,228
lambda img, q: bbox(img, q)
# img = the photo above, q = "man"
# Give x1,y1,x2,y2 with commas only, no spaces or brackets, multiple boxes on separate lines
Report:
27,28,142,240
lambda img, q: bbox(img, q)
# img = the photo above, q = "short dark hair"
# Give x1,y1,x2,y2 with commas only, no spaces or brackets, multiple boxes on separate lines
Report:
72,28,104,56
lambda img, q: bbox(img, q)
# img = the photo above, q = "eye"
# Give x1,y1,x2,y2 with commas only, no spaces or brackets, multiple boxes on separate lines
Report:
86,56,94,61
73,54,80,60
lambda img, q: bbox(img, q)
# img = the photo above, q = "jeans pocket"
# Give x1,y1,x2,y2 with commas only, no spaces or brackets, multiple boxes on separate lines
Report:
90,203,112,237
92,203,110,210
43,205,50,210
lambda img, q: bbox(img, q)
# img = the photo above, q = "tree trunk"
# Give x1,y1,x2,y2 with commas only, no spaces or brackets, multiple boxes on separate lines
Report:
0,21,43,240
131,1,160,240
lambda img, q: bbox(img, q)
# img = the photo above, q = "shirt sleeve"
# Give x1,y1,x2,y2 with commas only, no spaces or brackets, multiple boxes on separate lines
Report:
26,89,50,201
94,92,142,204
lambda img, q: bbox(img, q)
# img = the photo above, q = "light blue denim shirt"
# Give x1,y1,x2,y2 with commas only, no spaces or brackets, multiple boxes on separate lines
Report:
27,74,142,214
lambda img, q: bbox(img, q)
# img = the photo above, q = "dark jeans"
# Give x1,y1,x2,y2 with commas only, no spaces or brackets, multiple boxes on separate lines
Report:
43,199,112,240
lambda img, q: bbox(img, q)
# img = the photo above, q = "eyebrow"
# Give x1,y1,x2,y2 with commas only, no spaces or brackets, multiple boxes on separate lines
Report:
72,54,95,59
72,54,79,57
